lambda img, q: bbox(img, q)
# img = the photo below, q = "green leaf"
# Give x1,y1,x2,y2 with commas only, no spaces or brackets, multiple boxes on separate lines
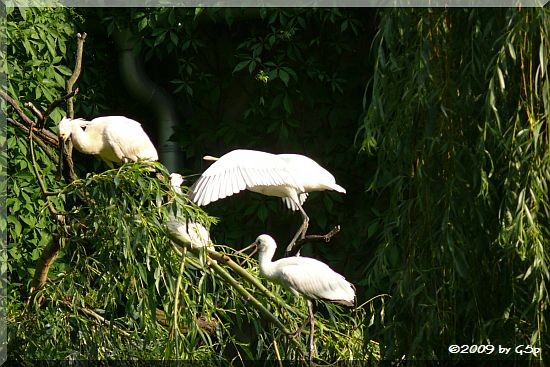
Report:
169,32,178,46
279,69,289,86
138,17,148,31
496,66,505,91
233,60,249,73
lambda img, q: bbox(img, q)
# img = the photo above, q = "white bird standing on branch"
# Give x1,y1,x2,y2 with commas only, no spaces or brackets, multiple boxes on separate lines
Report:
57,116,158,167
188,149,346,253
243,234,355,362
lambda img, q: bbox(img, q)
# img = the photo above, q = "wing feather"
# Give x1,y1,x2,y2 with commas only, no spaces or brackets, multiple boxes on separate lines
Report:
275,257,355,305
101,116,158,162
189,150,304,206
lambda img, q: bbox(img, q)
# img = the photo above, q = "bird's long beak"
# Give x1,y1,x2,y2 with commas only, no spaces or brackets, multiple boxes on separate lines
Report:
235,241,258,264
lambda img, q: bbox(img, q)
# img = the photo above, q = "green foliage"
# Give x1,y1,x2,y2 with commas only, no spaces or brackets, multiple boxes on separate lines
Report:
6,7,78,124
8,163,370,361
361,8,549,360
5,6,76,298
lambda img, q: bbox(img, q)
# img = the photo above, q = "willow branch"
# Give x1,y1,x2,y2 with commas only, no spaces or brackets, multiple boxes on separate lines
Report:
171,247,187,341
209,249,306,319
167,231,303,335
168,228,304,318
208,259,293,335
60,299,132,337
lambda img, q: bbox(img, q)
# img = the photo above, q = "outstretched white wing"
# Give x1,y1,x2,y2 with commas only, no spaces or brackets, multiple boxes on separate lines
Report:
189,149,304,206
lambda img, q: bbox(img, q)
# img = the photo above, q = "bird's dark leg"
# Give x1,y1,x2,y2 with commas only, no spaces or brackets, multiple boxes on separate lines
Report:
285,203,309,255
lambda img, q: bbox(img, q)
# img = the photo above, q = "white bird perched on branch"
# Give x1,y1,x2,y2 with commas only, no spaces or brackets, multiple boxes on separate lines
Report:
244,234,355,362
57,116,158,167
188,149,346,254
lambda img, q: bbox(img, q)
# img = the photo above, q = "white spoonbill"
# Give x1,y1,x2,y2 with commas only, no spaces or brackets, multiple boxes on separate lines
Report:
58,116,158,167
166,219,212,250
189,149,346,253
245,234,355,361
167,173,212,250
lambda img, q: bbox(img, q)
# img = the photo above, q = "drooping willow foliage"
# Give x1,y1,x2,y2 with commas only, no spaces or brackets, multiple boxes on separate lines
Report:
361,8,549,360
7,163,371,362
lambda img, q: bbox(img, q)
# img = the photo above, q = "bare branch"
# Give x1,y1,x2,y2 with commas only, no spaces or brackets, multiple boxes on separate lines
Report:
289,225,341,256
7,118,59,163
2,92,60,147
61,32,87,182
1,89,37,127
37,88,79,129
24,101,44,121
66,32,86,119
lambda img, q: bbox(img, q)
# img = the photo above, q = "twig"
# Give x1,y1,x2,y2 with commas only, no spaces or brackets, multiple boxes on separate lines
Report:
37,88,79,129
290,225,341,256
60,299,132,337
7,118,59,164
0,89,36,127
28,127,58,198
24,101,44,121
2,91,60,147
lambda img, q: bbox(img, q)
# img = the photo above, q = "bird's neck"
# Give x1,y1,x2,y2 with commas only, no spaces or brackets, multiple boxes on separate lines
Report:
257,246,277,280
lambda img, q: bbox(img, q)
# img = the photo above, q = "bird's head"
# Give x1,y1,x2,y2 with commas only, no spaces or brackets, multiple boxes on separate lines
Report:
235,234,276,261
170,173,184,189
57,117,73,141
254,234,277,253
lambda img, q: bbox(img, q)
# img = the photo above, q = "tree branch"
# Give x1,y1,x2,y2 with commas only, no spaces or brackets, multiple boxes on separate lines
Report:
2,92,60,147
168,230,305,335
7,118,59,164
289,225,341,256
31,88,80,129
66,32,86,118
60,32,87,183
28,235,63,304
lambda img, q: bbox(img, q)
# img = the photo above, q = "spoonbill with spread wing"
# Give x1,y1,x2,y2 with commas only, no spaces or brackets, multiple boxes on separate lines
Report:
188,149,346,253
